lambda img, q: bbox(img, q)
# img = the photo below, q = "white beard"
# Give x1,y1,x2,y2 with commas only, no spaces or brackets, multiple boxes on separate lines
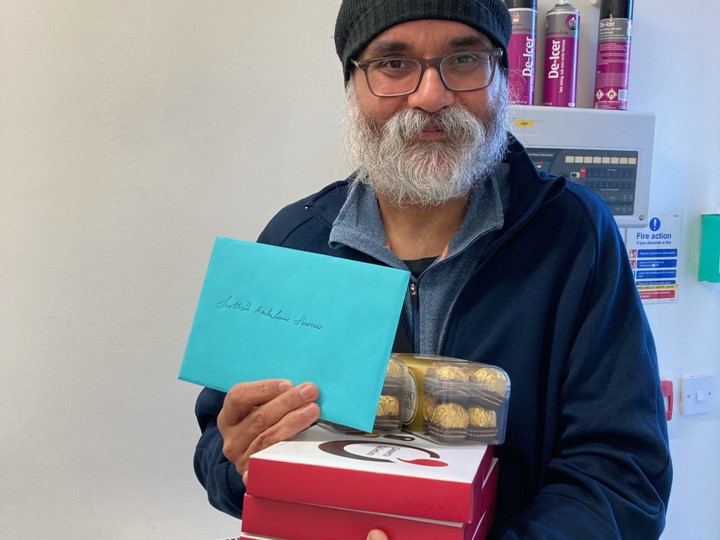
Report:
343,80,509,208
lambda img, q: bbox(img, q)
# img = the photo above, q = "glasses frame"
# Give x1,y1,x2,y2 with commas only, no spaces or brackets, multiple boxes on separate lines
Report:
351,48,504,98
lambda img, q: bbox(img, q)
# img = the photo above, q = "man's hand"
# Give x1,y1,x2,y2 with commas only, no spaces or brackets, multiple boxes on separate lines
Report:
367,530,389,540
217,379,320,482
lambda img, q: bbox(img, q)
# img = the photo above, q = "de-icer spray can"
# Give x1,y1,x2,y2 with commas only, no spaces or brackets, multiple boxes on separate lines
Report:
504,0,538,105
542,0,580,107
593,0,634,110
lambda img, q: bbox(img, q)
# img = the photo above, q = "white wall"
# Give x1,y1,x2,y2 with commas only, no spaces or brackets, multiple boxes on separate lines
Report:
1,1,717,539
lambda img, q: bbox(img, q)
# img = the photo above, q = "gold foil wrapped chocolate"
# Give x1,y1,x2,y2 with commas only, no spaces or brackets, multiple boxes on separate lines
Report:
467,406,500,442
428,403,469,442
469,367,509,407
373,395,401,432
427,365,470,383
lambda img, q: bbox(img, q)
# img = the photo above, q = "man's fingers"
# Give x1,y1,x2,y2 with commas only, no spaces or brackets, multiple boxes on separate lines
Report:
245,401,321,456
228,400,320,476
219,379,293,426
224,382,318,435
218,380,320,468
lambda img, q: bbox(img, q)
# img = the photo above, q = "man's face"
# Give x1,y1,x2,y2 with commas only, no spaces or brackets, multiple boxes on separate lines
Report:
352,19,503,133
345,19,509,208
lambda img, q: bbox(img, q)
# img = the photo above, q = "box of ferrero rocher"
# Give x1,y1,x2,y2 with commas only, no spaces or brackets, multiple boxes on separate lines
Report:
393,353,511,445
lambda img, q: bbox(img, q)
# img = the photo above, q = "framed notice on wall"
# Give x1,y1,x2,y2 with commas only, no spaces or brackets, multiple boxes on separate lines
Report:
624,210,682,304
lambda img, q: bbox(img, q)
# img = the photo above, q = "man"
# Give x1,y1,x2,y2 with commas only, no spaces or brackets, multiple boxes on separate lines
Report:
194,1,672,538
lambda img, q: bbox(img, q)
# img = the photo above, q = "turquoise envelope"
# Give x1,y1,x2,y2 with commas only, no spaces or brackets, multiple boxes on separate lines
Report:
179,236,410,432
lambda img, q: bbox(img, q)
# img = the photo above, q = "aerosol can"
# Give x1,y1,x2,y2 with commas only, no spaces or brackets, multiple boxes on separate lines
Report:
504,0,538,105
542,0,580,108
593,0,634,110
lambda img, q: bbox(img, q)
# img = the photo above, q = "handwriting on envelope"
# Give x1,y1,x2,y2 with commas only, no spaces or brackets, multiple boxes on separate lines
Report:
215,295,324,330
179,237,410,432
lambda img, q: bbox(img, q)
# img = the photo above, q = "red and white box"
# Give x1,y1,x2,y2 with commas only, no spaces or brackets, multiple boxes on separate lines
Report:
242,426,497,538
242,458,498,540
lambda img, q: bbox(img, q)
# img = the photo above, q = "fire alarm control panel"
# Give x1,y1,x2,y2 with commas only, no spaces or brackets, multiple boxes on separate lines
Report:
509,106,655,228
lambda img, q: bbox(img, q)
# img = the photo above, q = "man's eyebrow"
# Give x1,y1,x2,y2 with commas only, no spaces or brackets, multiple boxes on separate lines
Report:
362,39,410,58
448,35,493,49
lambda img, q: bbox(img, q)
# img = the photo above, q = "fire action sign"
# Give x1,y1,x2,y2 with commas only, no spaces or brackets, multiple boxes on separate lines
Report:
625,211,682,304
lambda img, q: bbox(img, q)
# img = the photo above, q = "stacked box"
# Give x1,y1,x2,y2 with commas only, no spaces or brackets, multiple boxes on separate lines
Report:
241,425,498,539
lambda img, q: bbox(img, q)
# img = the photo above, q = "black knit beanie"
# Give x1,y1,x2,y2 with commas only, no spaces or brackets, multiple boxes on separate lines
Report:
334,0,512,83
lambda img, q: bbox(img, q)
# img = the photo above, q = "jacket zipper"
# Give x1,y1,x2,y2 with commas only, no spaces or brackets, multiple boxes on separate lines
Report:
409,281,420,352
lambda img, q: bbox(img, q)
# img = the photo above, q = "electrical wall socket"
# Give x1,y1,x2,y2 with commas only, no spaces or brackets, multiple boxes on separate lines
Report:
680,374,716,416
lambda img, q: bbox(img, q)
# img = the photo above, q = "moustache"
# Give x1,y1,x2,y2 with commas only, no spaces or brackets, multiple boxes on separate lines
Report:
381,106,481,143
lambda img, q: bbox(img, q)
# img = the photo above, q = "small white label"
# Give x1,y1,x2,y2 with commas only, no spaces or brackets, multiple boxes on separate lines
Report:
403,371,419,424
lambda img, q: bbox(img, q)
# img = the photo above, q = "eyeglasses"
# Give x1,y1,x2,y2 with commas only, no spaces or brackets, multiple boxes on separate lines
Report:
351,49,503,97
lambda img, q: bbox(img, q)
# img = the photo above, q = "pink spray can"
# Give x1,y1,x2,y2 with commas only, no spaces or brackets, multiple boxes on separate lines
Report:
542,0,580,108
504,0,538,105
593,0,634,110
